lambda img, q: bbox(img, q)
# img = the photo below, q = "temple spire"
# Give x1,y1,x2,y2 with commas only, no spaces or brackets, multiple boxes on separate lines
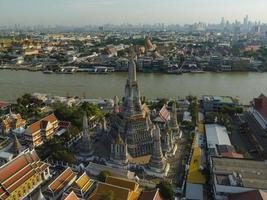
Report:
11,134,23,156
128,59,137,82
83,113,89,133
149,125,166,172
113,96,119,113
169,101,179,131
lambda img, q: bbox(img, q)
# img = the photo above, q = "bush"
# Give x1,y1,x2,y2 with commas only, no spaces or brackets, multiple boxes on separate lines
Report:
97,170,112,182
99,191,115,200
157,181,174,200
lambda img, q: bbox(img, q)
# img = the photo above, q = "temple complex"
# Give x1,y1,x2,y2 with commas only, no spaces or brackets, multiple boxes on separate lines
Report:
106,58,177,177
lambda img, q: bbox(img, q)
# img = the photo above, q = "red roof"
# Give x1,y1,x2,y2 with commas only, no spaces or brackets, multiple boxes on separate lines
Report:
0,101,10,109
27,113,58,134
139,189,165,200
158,106,170,123
229,190,267,200
0,150,49,199
61,191,79,200
47,167,76,196
221,152,244,158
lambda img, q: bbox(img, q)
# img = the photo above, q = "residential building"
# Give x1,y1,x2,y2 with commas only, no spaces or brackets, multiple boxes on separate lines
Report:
24,114,59,147
0,149,50,200
210,157,267,200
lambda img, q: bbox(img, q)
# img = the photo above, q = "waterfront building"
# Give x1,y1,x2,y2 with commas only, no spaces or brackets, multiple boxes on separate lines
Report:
0,149,50,200
202,95,236,112
24,114,59,147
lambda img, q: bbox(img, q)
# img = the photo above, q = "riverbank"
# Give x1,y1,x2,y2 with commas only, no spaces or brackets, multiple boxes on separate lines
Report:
0,70,266,103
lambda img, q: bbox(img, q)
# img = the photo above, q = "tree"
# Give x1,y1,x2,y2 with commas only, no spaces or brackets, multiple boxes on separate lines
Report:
97,171,112,182
98,191,115,200
157,181,174,200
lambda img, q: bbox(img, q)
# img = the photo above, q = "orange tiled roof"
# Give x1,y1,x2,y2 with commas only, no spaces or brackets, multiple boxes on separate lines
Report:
89,182,131,200
139,189,165,200
105,176,138,191
27,113,58,134
47,167,76,195
221,152,244,158
0,150,49,199
62,191,80,200
0,101,10,109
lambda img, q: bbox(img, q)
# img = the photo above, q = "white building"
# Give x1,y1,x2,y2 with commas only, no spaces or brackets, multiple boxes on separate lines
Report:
205,124,231,156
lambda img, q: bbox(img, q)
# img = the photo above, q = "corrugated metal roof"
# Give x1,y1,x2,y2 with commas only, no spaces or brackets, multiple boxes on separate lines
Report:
205,124,231,148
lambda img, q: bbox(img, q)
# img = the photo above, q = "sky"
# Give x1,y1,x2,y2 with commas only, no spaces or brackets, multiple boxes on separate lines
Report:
0,0,266,26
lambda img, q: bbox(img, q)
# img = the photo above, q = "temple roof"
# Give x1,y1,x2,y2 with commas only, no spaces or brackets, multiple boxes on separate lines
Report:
0,150,49,199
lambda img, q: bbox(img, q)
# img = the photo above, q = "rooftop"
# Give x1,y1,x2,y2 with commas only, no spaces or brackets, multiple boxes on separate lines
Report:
205,124,231,150
46,167,77,196
212,157,267,190
89,176,140,200
0,149,49,199
203,95,234,104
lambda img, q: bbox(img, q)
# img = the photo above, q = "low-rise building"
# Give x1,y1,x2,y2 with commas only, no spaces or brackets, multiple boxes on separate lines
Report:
0,113,26,135
202,95,236,112
89,176,140,200
210,157,267,200
250,94,267,130
205,124,232,157
0,152,13,166
0,149,50,200
138,188,165,200
24,114,59,147
45,167,77,200
65,172,95,199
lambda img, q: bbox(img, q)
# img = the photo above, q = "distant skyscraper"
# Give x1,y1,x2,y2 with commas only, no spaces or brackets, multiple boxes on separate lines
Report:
221,17,225,27
243,15,249,25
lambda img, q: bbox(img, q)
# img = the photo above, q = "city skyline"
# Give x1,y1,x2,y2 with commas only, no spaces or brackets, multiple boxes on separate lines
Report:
0,0,267,26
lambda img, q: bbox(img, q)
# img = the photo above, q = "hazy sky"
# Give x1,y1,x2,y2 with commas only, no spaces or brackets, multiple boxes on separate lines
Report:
0,0,266,26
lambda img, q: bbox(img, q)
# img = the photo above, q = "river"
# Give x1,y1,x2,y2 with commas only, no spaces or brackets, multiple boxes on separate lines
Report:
0,70,266,103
